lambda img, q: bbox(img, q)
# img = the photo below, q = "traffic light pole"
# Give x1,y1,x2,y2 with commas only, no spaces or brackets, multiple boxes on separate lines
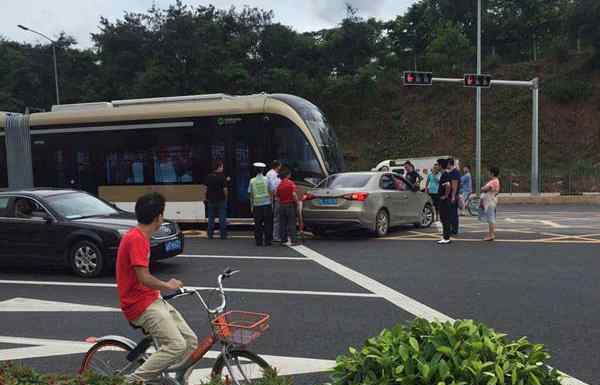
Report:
476,0,482,195
431,77,541,195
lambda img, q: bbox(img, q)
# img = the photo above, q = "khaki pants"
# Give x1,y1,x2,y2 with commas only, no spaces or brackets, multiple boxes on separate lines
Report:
131,299,198,381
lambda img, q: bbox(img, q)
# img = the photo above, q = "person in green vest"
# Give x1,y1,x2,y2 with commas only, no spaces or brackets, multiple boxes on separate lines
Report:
248,162,273,246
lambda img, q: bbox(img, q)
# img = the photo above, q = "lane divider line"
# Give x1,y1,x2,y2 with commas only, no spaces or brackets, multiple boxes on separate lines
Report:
177,255,309,261
0,280,379,299
291,245,452,322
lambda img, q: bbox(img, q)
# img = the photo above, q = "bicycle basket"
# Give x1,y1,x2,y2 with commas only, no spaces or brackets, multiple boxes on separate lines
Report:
212,311,270,346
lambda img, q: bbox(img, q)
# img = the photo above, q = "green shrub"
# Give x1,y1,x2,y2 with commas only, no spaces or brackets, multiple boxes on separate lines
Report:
0,362,290,385
330,318,562,385
0,362,127,384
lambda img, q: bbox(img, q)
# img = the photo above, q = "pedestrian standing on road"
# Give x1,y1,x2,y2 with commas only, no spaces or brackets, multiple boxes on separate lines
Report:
426,163,441,222
404,161,422,188
459,165,473,216
276,167,299,246
480,166,501,241
420,169,429,191
266,160,282,243
205,160,228,240
447,158,461,235
249,162,273,247
437,158,453,244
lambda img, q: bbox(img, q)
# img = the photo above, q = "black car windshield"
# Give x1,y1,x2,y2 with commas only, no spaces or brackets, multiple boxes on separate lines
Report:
46,193,118,219
318,174,372,189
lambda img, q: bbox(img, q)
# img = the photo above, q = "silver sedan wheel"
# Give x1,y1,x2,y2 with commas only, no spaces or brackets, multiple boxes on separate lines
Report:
376,210,389,236
74,245,99,276
420,205,434,228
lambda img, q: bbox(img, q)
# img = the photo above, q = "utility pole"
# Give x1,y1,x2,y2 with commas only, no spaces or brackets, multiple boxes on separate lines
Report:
475,0,482,194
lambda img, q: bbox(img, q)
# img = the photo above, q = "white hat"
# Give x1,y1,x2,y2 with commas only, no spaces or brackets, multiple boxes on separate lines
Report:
253,162,267,168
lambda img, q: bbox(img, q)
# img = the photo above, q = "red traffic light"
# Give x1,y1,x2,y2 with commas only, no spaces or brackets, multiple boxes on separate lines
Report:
464,74,492,88
403,71,433,86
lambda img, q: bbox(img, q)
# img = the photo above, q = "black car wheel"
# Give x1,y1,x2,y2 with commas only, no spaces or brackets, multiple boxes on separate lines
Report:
70,240,105,278
373,209,389,237
415,204,434,228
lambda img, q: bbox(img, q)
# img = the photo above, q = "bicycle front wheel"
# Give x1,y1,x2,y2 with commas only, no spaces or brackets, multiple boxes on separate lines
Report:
211,350,271,384
467,197,480,217
80,339,140,376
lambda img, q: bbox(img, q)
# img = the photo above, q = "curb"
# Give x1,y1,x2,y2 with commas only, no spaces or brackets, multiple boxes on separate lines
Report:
498,194,600,205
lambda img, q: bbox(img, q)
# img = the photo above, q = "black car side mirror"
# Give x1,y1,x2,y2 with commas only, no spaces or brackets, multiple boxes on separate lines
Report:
33,211,53,223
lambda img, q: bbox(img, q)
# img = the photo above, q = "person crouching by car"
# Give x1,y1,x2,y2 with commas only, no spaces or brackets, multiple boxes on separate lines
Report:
275,167,299,246
248,162,273,246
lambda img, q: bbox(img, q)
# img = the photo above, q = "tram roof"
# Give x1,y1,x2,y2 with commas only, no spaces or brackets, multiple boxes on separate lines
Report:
0,93,312,128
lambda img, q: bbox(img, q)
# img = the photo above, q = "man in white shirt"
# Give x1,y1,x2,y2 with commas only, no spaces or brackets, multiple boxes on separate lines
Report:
266,160,282,242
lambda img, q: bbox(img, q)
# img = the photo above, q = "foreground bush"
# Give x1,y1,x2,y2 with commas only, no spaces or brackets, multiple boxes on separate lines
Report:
331,319,562,385
0,362,290,385
0,362,126,384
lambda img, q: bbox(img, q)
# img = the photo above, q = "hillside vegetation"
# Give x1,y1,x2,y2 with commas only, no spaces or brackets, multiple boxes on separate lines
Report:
1,0,599,191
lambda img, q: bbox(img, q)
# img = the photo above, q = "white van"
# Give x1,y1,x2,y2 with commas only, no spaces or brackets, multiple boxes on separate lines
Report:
373,156,460,182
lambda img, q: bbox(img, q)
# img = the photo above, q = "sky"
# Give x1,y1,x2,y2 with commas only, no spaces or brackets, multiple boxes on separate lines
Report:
2,0,416,49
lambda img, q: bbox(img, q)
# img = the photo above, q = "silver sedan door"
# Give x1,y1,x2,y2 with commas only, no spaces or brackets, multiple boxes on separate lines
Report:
379,174,407,225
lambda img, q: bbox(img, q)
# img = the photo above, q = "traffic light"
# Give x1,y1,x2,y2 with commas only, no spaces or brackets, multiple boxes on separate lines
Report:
463,74,492,88
403,71,433,86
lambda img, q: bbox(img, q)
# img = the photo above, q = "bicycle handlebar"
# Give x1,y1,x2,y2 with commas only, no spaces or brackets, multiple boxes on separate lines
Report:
162,268,240,314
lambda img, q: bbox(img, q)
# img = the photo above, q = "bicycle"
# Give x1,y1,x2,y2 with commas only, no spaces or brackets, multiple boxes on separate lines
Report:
464,193,481,217
79,268,271,385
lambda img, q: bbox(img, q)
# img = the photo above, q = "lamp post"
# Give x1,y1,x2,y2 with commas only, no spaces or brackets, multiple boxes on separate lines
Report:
18,24,60,105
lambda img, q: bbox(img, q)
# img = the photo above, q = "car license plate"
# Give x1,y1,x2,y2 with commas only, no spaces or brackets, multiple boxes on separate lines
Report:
165,239,181,253
319,198,337,205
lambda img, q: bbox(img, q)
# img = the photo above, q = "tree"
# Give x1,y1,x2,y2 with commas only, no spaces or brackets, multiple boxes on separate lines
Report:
425,22,473,75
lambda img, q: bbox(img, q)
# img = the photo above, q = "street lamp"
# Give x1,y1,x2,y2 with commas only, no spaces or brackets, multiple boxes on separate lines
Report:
18,24,60,105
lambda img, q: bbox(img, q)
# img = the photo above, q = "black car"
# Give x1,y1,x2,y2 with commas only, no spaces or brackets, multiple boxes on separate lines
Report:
0,189,184,277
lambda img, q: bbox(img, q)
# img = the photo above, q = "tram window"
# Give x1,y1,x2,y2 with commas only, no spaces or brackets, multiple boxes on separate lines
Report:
271,116,322,179
153,145,193,184
106,151,147,185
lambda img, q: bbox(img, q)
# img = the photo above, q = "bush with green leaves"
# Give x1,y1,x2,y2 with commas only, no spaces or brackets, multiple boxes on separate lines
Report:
0,362,127,385
330,319,562,385
0,362,290,385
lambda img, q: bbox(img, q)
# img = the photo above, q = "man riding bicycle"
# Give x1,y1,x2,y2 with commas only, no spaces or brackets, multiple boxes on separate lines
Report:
116,192,198,384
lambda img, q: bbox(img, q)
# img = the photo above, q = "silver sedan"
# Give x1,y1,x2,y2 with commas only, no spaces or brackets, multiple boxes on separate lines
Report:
302,172,434,237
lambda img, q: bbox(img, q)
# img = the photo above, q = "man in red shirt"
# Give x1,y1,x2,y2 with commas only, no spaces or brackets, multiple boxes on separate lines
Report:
116,193,197,383
275,167,299,246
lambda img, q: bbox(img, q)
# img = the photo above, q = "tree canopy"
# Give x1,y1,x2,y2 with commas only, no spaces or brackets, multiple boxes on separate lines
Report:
1,0,599,180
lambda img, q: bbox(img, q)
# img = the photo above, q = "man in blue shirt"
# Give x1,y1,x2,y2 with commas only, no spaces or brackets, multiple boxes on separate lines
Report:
459,166,473,216
447,158,461,235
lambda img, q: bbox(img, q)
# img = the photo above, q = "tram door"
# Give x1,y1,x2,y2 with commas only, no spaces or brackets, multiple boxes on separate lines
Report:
210,115,269,218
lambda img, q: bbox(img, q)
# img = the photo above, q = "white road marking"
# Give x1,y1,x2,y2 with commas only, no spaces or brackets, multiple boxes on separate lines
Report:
187,354,335,382
0,280,379,299
291,245,452,322
291,244,589,385
0,297,119,312
177,254,308,261
505,218,568,228
0,336,335,377
0,336,91,361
